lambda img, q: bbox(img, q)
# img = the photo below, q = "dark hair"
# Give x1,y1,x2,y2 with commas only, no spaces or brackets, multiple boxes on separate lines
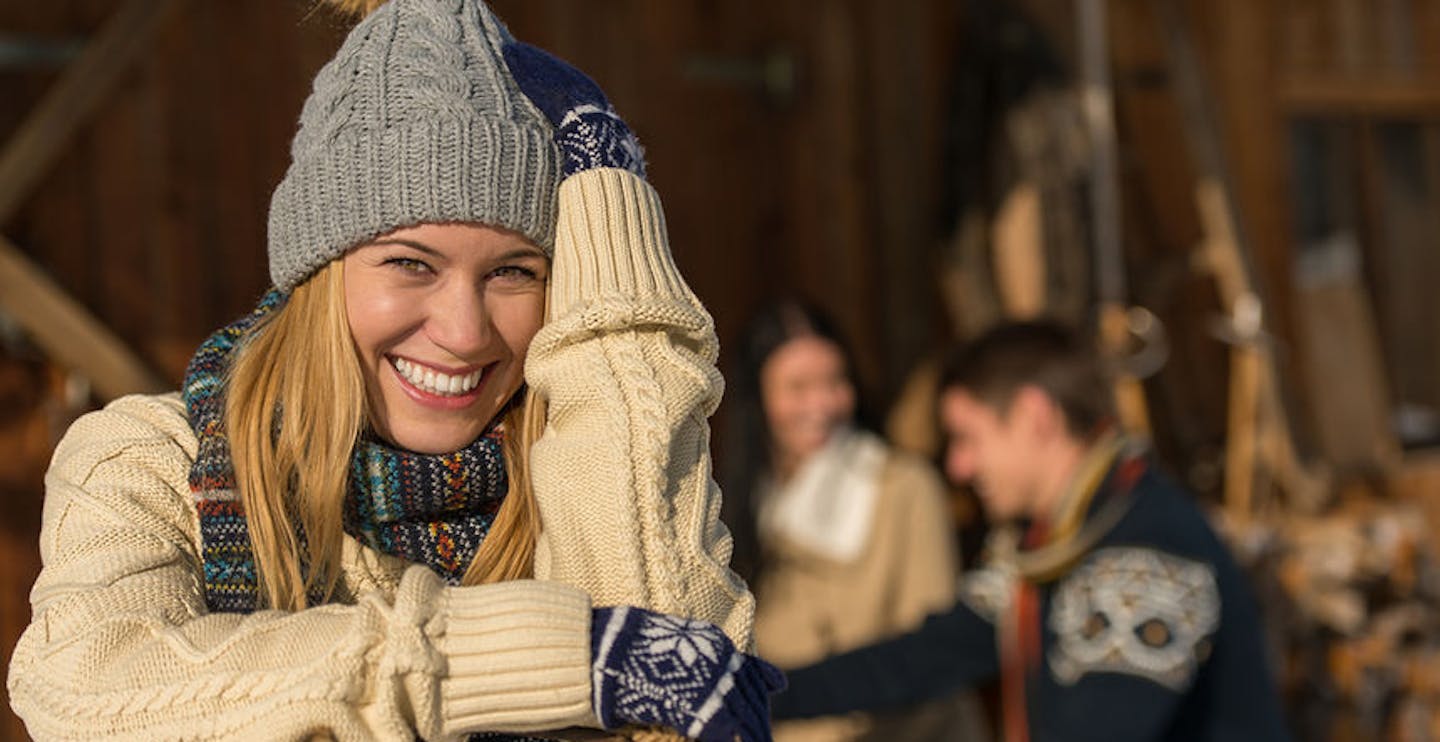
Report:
718,299,864,586
939,320,1114,439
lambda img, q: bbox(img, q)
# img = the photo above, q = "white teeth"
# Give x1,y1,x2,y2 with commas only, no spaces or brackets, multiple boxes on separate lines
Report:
390,358,483,397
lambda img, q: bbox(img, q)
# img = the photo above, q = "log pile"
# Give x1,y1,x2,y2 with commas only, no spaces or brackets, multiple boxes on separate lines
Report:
1219,495,1440,741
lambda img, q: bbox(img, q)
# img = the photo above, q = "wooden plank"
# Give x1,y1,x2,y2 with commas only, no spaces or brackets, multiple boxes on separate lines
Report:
0,356,53,742
1367,123,1440,417
1201,0,1300,353
1080,0,1153,438
856,0,953,400
23,126,97,338
1194,181,1329,513
1292,240,1402,471
1079,0,1124,306
88,66,160,363
156,0,228,372
0,524,42,742
1282,77,1440,116
207,2,286,311
1332,0,1372,76
791,0,878,392
0,0,182,224
1426,124,1440,419
1224,340,1261,521
1381,0,1418,75
1278,0,1327,78
0,233,164,400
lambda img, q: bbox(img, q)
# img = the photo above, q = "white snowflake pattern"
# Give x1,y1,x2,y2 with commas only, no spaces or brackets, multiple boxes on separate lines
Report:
635,614,726,668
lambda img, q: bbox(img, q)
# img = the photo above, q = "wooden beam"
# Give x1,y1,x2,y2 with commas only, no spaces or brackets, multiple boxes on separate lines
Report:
0,0,183,224
1282,77,1440,117
0,233,164,400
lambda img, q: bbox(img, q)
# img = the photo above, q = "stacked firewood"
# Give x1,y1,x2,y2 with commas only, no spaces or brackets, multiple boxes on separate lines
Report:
1218,497,1440,741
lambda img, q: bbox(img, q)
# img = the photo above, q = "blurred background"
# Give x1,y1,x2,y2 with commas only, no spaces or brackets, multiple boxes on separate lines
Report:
3,0,1440,739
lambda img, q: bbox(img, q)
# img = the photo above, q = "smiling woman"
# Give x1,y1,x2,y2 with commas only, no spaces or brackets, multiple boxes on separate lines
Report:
5,1,783,740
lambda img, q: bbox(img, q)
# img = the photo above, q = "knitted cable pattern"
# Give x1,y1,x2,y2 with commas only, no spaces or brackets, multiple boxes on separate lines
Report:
597,332,688,613
183,291,508,613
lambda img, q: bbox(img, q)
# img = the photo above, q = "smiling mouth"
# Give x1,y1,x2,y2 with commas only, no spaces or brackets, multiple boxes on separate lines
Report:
390,357,487,397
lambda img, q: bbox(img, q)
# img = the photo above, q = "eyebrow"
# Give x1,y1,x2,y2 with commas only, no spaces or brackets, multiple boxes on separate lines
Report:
368,239,546,261
369,239,443,257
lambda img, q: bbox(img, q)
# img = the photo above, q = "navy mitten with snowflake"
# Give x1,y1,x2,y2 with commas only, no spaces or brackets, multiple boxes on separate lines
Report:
502,39,646,178
590,606,785,742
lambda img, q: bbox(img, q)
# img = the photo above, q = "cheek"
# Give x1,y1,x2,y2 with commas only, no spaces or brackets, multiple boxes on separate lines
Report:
345,277,412,355
351,302,415,361
491,293,546,360
943,446,966,481
762,382,809,430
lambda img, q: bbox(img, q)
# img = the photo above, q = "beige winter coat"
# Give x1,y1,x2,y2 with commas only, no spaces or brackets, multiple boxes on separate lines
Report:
754,449,960,742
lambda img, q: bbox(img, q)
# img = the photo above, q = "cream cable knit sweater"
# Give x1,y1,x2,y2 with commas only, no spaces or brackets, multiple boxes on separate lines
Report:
8,168,754,740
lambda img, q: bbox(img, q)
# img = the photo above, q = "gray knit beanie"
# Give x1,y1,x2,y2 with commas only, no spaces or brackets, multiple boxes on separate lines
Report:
267,0,560,292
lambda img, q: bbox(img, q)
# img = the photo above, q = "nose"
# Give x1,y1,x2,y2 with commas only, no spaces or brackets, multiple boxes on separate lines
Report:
425,279,492,359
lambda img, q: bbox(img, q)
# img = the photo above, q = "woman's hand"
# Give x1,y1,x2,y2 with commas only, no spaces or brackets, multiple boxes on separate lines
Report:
502,40,646,179
591,607,785,742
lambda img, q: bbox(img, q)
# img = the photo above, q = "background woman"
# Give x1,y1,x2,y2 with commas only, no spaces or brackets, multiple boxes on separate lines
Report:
721,300,980,741
6,0,780,739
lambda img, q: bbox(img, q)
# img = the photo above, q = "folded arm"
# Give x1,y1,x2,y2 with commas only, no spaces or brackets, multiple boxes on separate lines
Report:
7,396,595,741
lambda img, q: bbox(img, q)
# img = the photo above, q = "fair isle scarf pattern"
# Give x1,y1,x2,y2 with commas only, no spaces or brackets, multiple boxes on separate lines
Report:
184,290,508,613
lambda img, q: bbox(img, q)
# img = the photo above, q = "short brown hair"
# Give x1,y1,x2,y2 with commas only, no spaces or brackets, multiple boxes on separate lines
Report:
939,321,1114,440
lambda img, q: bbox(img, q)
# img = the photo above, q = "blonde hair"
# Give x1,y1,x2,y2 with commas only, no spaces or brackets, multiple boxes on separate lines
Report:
225,260,541,611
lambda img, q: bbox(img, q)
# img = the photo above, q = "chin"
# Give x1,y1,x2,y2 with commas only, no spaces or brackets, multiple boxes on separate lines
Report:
979,498,1021,524
387,425,483,455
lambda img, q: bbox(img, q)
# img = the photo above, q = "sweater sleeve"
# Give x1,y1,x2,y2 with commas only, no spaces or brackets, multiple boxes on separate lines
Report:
772,599,999,720
6,395,595,741
525,167,755,647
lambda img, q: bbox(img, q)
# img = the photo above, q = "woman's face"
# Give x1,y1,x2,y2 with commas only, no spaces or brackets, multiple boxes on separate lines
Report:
343,223,547,454
760,335,856,465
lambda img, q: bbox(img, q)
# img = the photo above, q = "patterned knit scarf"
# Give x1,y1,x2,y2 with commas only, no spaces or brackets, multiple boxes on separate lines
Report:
184,290,509,613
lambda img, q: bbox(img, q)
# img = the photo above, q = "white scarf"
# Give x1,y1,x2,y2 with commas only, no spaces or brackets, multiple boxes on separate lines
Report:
759,427,887,563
